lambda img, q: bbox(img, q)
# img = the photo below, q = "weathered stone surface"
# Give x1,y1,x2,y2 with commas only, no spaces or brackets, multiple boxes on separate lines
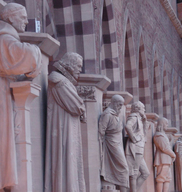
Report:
125,101,150,192
99,95,129,191
154,118,176,192
45,52,86,192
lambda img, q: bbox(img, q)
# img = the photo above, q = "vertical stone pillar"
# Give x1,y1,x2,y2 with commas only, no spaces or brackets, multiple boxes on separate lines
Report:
140,113,159,192
10,82,41,192
77,74,111,192
18,33,59,191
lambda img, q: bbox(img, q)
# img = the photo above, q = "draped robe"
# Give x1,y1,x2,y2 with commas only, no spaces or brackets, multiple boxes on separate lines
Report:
0,20,41,189
99,107,129,188
45,71,86,192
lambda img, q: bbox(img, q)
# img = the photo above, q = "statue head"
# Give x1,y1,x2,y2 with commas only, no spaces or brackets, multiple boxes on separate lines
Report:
110,95,124,116
177,136,182,142
0,3,28,32
131,101,145,116
156,117,168,132
57,52,83,80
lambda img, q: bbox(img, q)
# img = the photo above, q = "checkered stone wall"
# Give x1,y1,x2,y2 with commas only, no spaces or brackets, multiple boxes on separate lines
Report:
172,70,180,129
100,0,120,91
153,52,162,116
179,82,182,132
124,18,138,101
138,34,151,112
52,0,96,74
163,65,171,125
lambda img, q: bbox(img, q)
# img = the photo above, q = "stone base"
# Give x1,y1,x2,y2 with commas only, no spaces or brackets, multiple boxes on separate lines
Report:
102,190,119,192
102,185,119,192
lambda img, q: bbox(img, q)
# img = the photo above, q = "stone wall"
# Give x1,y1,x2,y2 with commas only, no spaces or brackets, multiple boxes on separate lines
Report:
44,0,182,131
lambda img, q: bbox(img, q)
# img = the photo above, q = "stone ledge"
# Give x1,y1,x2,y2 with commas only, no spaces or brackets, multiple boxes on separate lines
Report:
165,127,178,133
146,113,159,121
78,74,111,91
103,91,133,105
19,32,60,57
159,0,182,38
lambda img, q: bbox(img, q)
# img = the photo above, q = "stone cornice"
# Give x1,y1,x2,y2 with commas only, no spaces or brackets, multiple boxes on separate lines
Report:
159,0,182,38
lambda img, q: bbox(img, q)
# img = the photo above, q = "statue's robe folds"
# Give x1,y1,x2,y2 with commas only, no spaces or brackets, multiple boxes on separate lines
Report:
175,141,182,191
45,71,86,192
0,20,41,189
99,107,129,188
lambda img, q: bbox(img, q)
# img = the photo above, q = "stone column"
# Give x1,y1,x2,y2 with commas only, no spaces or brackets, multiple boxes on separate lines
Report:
10,82,41,192
140,113,159,192
77,74,111,192
17,33,59,192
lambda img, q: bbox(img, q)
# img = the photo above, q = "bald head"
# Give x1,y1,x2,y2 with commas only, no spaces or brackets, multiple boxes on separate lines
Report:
111,95,124,104
110,95,124,115
156,117,168,132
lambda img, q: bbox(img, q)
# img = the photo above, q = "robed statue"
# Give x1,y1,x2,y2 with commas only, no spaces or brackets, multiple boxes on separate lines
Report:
45,52,86,192
0,3,42,192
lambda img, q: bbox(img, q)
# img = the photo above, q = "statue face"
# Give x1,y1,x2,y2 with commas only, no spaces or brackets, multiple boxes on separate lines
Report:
163,119,168,130
11,8,28,32
113,101,123,115
138,103,145,116
72,58,83,80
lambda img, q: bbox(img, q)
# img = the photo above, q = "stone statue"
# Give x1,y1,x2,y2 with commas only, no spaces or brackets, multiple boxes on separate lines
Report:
174,136,182,191
45,52,86,192
99,95,129,192
0,3,42,192
125,101,150,192
153,117,176,192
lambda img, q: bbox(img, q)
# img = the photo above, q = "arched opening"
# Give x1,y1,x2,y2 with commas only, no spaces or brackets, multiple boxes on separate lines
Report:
153,52,162,115
101,0,120,90
172,72,179,129
179,81,182,132
163,65,171,125
124,18,137,100
138,35,151,112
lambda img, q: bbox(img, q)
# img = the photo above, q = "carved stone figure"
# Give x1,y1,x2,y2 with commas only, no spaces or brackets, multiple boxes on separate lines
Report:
99,95,129,192
0,3,41,191
154,117,176,192
45,52,86,192
174,136,182,191
125,101,150,192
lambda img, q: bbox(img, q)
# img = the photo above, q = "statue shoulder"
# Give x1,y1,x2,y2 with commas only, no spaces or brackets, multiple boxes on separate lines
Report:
48,71,68,85
128,113,138,118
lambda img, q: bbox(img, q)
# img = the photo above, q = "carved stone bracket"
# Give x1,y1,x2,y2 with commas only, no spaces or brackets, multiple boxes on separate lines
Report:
77,85,96,101
10,81,41,192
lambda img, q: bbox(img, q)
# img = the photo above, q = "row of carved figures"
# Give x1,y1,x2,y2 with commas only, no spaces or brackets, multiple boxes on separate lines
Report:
99,95,182,192
0,2,181,192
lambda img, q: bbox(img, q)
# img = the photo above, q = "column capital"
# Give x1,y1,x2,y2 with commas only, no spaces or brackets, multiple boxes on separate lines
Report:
10,81,41,109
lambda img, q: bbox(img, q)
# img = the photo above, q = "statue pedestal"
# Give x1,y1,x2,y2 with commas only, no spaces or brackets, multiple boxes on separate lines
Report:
77,74,111,192
10,82,41,192
11,33,59,192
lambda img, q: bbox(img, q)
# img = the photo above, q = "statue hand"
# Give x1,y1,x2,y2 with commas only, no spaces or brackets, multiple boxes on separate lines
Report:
135,134,142,142
80,111,87,123
172,153,176,162
142,114,147,121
